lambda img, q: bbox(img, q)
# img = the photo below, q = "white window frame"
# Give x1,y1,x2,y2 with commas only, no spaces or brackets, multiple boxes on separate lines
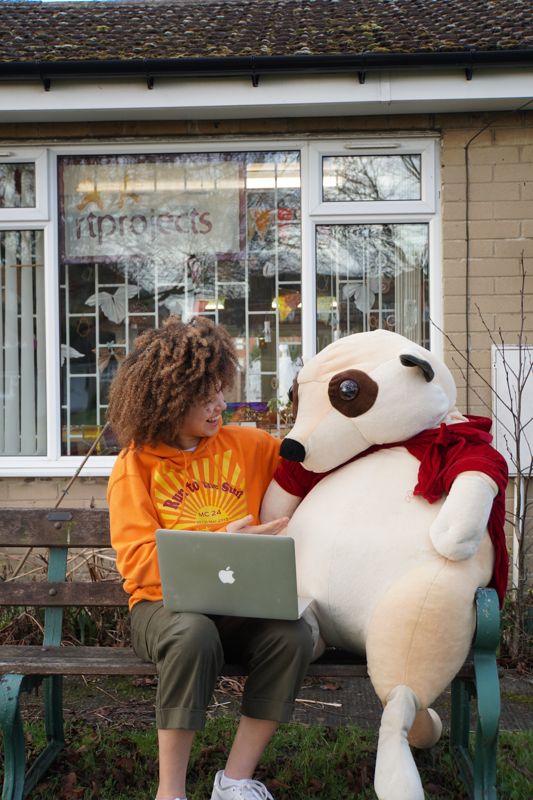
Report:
0,149,49,221
305,137,441,360
0,136,441,476
308,138,437,217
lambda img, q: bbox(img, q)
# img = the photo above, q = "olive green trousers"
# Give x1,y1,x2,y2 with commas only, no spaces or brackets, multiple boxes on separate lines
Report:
131,600,314,730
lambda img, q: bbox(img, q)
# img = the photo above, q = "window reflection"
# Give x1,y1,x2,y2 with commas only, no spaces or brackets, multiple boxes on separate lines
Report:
0,163,36,208
322,155,421,202
59,152,302,454
316,223,429,351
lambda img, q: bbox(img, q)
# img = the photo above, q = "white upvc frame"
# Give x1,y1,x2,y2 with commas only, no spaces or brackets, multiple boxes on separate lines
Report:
306,137,442,359
0,135,441,476
0,149,49,221
308,138,437,217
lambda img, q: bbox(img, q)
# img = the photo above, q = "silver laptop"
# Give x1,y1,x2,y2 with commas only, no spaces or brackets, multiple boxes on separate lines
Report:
156,529,313,620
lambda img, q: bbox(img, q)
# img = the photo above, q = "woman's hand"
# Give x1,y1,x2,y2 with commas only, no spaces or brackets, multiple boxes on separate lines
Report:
226,514,289,535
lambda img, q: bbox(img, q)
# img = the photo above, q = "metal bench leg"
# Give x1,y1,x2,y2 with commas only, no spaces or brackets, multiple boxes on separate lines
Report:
23,676,65,797
0,674,27,800
473,716,498,800
450,588,501,800
450,675,474,797
472,593,500,800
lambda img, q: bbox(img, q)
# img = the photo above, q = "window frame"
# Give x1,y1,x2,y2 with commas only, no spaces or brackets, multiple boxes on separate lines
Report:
0,149,49,221
0,137,441,476
308,138,437,217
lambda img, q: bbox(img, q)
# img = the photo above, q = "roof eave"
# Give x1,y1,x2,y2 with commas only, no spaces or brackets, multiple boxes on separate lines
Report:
1,50,532,82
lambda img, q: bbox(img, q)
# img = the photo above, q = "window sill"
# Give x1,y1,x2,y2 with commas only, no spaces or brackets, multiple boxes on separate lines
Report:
0,456,116,478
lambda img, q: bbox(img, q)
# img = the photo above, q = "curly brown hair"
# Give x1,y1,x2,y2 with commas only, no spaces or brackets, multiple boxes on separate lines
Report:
107,316,238,448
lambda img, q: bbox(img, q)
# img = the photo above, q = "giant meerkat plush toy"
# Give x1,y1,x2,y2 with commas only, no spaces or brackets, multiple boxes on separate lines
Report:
261,330,508,800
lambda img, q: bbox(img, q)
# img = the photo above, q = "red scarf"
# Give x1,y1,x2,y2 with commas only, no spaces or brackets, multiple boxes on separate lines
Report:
275,416,509,606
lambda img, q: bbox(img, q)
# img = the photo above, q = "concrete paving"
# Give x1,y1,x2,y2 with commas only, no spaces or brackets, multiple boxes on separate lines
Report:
290,670,533,731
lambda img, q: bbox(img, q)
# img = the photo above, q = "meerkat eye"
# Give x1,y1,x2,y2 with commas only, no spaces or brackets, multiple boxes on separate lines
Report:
339,379,359,401
288,385,293,402
328,369,378,418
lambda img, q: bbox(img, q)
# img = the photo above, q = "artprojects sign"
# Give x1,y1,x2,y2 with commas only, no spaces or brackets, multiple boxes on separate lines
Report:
60,161,241,262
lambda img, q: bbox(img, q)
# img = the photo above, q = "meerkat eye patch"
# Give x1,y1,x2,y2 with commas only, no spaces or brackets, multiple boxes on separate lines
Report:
288,377,299,416
328,369,378,417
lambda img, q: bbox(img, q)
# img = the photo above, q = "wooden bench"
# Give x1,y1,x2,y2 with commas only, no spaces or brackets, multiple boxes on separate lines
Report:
0,508,502,800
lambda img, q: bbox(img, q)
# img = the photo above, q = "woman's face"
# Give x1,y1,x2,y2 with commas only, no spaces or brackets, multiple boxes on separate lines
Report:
172,387,227,449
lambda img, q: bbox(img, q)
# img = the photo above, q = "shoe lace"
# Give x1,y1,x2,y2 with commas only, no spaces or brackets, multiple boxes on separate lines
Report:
235,778,274,800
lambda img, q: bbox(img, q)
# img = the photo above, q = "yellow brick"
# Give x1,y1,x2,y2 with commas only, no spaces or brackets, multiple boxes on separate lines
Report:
442,258,466,277
441,165,466,184
467,202,494,220
494,128,533,146
468,183,520,201
495,313,533,333
62,479,108,501
443,221,467,239
7,479,59,501
521,182,533,201
470,258,523,277
442,183,467,202
468,220,521,239
468,349,492,368
467,240,494,257
441,147,466,166
443,277,467,295
444,295,469,314
468,277,496,295
493,201,533,220
455,388,467,408
521,145,533,161
494,164,533,182
0,499,39,508
442,241,467,259
494,239,533,258
442,202,467,221
437,113,496,130
468,146,520,165
441,130,469,146
443,330,467,347
522,220,533,237
475,294,527,313
444,313,496,332
467,332,499,349
494,275,533,294
466,165,493,182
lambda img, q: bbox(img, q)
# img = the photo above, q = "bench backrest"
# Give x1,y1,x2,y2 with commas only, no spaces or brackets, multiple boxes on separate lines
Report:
0,508,127,610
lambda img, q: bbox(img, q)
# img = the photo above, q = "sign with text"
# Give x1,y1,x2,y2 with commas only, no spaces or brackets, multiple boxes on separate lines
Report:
60,158,242,262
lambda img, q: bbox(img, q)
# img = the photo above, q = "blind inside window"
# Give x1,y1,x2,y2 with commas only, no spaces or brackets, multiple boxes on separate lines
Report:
0,229,46,456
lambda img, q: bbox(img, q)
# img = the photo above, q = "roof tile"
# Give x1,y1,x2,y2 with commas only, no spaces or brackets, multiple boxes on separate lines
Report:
0,0,530,65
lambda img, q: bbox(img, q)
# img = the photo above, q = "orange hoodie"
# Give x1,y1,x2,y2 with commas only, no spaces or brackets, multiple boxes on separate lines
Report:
107,425,281,608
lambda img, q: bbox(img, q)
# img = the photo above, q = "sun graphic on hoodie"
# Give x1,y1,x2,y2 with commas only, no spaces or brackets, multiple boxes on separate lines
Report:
153,449,247,529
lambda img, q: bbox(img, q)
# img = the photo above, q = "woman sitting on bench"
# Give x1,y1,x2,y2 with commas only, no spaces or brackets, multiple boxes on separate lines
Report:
107,316,314,800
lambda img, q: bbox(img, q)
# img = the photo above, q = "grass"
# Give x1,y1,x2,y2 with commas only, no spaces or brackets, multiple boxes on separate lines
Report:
5,717,532,800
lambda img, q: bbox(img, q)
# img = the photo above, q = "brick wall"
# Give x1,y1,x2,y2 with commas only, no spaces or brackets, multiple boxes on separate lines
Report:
439,112,533,416
0,477,108,508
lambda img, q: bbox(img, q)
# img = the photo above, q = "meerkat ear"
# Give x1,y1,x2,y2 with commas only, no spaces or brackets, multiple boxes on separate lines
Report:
399,353,435,383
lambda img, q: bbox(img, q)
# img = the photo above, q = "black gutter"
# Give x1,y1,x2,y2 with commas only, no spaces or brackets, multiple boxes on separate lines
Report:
0,50,532,83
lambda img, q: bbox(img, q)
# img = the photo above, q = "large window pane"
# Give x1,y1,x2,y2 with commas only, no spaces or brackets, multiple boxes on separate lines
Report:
0,163,36,208
316,224,429,352
0,229,46,455
58,151,301,454
322,155,421,202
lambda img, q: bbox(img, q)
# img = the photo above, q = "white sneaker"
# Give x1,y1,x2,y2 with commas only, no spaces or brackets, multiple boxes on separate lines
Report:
210,770,274,800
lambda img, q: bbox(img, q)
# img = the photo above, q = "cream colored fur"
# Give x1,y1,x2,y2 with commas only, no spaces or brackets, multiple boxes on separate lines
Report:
261,330,496,800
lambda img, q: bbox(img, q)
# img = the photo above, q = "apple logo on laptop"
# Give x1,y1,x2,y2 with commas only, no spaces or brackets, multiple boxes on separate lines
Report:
218,566,235,584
